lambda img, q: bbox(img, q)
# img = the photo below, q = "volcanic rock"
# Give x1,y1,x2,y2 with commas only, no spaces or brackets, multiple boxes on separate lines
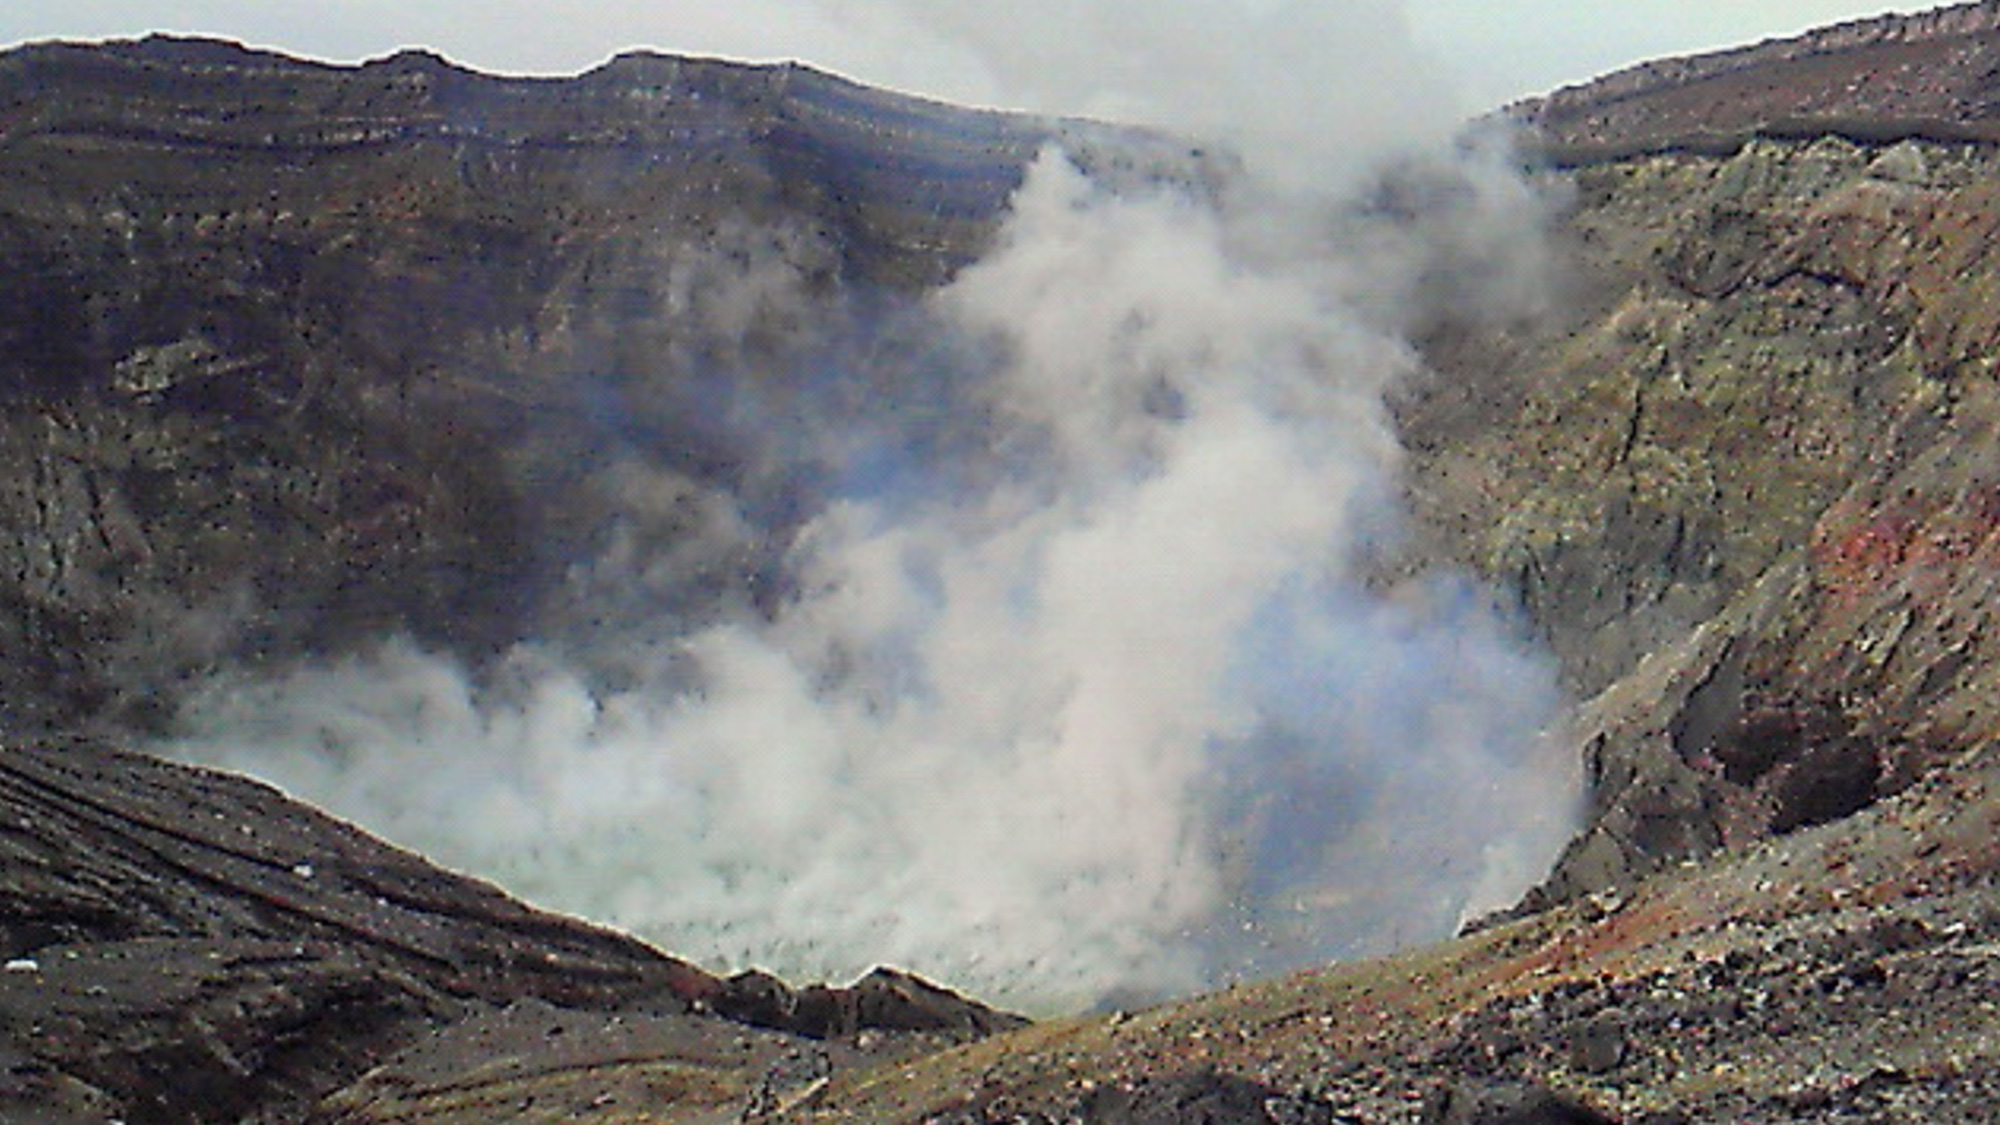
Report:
1402,43,2000,898
711,966,1026,1040
1514,0,2000,159
1077,1069,1339,1124
1420,1082,1617,1125
0,740,1021,1123
0,33,1203,740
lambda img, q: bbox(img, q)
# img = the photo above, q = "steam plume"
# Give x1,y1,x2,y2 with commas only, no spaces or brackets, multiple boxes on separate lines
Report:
170,0,1576,1011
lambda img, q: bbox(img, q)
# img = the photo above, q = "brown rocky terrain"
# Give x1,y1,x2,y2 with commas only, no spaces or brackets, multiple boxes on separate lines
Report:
1418,0,2000,912
0,34,1193,738
1515,0,2000,159
0,741,1022,1124
12,4,2000,1122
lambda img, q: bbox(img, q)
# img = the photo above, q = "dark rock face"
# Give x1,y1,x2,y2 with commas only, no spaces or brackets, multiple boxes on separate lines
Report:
0,740,719,1003
0,741,1023,1124
711,965,1027,1040
1403,112,2000,902
0,43,1116,1124
1515,0,2000,159
0,35,1205,740
0,738,709,1120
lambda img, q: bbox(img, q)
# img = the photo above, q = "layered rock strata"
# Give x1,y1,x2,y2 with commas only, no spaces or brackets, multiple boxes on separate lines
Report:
0,36,1194,736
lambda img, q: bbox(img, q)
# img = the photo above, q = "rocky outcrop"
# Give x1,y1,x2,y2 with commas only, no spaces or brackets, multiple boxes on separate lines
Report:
1403,86,2000,901
1526,1,2000,118
1515,0,2000,160
711,966,1027,1041
0,740,1021,1123
804,737,2000,1121
0,35,1205,740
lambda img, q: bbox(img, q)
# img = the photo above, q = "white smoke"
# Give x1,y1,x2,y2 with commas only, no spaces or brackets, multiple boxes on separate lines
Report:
810,0,1463,191
169,0,1578,1012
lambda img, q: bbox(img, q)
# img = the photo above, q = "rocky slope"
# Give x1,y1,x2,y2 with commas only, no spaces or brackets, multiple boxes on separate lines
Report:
0,740,1021,1124
11,5,2000,1122
1515,0,2000,158
0,36,1118,1123
801,744,2000,1123
0,34,1189,737
1404,0,2000,912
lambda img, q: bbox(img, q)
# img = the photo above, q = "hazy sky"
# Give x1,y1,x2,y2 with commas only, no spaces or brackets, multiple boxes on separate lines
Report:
0,1,1917,109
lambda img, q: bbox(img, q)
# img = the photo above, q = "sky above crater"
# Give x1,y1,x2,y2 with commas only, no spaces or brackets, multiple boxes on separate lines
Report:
0,1,1919,109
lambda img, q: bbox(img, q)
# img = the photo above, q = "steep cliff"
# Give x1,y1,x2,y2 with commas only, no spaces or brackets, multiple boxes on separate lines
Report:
0,35,1191,737
1390,0,2000,908
0,35,1151,1125
1516,0,2000,158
